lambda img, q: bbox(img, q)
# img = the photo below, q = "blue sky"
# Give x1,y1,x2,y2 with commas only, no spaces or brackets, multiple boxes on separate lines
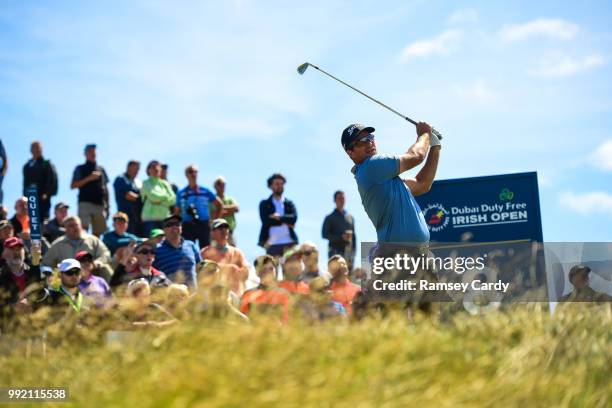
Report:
1,0,611,265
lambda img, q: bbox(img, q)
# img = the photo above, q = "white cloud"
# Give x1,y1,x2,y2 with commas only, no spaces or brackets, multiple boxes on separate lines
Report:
452,79,497,102
589,140,612,171
447,9,479,24
560,191,612,215
400,30,462,61
499,18,579,42
530,53,606,77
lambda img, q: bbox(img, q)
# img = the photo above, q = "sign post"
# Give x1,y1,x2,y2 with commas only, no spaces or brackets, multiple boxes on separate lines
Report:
25,185,42,265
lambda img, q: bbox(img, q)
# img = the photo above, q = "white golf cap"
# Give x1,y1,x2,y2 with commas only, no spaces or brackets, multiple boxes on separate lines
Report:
58,258,81,272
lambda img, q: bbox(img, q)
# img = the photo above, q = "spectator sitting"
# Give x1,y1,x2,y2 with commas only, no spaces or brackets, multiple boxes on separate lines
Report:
200,218,249,298
149,228,165,245
43,202,69,244
165,283,190,319
75,251,113,307
153,215,201,287
113,160,143,236
0,237,42,315
240,255,289,323
300,241,321,283
559,265,612,302
258,173,298,257
42,215,114,282
102,211,138,257
0,220,14,253
141,160,176,237
295,276,347,322
328,255,361,315
111,240,171,289
9,197,29,237
70,144,110,237
177,164,223,249
121,279,177,328
212,176,240,245
278,247,309,295
35,258,86,314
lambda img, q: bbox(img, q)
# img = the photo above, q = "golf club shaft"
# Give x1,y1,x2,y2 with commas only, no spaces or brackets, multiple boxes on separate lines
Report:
308,63,443,140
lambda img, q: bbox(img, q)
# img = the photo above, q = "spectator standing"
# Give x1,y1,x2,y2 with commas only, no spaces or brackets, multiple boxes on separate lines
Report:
70,144,110,236
200,219,248,297
22,141,58,220
212,176,240,245
153,215,201,287
258,173,298,257
102,212,138,256
43,202,69,243
113,160,143,236
42,215,113,282
322,190,356,270
177,164,222,249
0,138,7,205
161,164,179,213
141,160,176,237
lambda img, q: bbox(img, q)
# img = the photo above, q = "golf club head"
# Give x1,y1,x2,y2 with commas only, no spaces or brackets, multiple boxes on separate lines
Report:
297,62,310,75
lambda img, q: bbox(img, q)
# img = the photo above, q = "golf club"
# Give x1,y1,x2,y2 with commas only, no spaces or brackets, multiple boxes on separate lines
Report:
297,62,443,140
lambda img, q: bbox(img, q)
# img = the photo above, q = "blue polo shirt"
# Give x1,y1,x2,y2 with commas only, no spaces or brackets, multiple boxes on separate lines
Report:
353,154,429,243
177,185,217,222
153,238,201,287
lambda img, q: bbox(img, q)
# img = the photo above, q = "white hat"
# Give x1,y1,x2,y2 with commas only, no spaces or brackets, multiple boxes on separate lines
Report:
58,258,81,272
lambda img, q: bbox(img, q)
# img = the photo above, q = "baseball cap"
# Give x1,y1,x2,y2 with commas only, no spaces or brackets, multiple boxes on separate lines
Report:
135,240,157,252
211,218,229,230
75,251,94,263
54,202,70,211
568,265,591,283
149,228,165,239
3,237,24,249
341,123,375,150
163,214,182,227
112,211,129,222
58,258,81,273
84,143,97,152
0,220,11,230
281,246,302,265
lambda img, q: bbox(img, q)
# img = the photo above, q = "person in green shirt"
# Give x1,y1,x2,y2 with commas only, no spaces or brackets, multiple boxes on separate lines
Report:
141,161,176,236
212,176,240,245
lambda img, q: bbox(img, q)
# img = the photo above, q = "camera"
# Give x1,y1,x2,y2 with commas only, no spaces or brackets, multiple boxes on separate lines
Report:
187,204,200,221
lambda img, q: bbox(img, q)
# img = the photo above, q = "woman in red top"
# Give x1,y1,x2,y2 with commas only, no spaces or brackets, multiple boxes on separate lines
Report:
328,255,361,315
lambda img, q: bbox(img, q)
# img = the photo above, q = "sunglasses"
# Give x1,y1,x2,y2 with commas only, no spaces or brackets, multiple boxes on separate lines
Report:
350,133,375,149
164,222,181,228
62,268,81,276
136,249,156,256
113,218,127,223
303,250,317,256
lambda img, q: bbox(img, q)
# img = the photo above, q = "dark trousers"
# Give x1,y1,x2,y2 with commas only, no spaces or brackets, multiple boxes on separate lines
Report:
266,243,295,258
182,220,210,249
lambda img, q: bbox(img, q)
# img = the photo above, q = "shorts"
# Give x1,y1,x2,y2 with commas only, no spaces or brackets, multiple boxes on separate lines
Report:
78,202,107,236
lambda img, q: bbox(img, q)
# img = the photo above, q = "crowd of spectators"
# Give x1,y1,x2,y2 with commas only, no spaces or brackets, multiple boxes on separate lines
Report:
0,139,363,333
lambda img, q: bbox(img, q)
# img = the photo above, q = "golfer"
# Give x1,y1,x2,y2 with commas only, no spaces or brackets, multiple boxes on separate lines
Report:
341,122,441,244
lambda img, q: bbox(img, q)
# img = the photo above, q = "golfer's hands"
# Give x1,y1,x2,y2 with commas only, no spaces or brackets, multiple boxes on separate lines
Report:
416,122,432,137
416,121,441,148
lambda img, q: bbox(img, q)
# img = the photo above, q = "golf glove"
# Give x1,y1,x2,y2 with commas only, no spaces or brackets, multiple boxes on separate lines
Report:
429,131,442,148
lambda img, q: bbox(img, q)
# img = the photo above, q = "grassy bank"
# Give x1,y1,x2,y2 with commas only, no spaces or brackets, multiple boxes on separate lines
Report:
1,305,610,407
